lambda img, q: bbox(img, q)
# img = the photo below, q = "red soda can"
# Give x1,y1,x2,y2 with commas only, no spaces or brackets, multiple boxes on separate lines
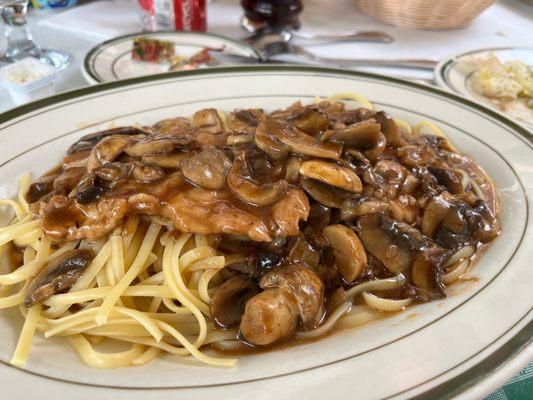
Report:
139,0,207,32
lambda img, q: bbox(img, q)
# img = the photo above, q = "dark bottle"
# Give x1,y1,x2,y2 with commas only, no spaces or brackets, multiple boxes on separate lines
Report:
241,0,303,32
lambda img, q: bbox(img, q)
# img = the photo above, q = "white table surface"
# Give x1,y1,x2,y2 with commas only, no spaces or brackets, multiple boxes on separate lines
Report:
0,0,532,111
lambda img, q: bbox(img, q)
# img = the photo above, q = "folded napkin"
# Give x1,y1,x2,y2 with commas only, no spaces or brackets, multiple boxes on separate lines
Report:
37,0,141,41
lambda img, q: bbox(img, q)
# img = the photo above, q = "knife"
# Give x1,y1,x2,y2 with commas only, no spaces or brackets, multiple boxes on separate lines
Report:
210,53,278,65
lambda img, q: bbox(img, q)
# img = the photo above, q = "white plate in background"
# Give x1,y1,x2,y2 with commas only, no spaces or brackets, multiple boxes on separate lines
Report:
435,47,533,129
82,32,260,84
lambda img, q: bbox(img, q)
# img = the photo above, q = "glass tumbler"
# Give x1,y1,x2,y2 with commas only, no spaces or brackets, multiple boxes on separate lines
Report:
0,0,69,69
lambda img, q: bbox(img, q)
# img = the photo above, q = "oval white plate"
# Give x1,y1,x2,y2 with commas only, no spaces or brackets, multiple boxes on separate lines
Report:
435,47,533,129
82,32,260,84
0,66,532,400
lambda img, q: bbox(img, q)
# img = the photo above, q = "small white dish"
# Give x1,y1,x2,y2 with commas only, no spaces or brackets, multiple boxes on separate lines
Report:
0,58,59,106
82,32,260,84
435,47,533,130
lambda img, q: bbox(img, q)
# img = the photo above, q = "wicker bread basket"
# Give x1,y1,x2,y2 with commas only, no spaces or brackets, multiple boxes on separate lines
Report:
353,0,495,30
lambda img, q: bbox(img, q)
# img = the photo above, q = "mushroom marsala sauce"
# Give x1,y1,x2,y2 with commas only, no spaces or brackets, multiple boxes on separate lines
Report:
22,100,500,349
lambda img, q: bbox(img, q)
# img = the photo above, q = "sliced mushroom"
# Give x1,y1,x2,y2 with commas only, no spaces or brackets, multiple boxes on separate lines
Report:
239,287,300,346
24,249,94,307
256,119,342,160
411,247,448,301
318,129,336,142
470,199,500,243
340,198,390,221
285,155,301,184
373,111,406,148
299,160,362,193
415,167,441,198
300,177,348,208
422,193,499,250
288,108,330,135
259,263,325,330
249,151,284,179
226,134,254,146
337,107,375,125
94,162,132,183
210,274,260,329
390,194,419,224
270,100,303,120
364,160,413,200
26,178,55,203
396,144,434,167
53,167,86,194
132,162,165,183
315,100,343,115
76,175,105,204
124,137,175,157
62,150,90,170
428,166,464,194
357,212,426,274
372,160,406,185
421,193,466,239
288,235,321,268
342,148,371,175
180,149,231,190
142,152,189,169
328,119,381,146
356,212,452,299
67,126,148,155
403,174,419,194
328,119,386,160
86,135,135,172
255,128,290,161
227,159,288,206
323,224,367,283
227,109,264,134
303,203,331,246
192,108,224,134
153,117,191,136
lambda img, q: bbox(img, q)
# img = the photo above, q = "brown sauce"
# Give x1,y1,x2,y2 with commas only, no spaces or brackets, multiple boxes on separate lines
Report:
22,101,501,349
211,309,393,356
6,242,23,273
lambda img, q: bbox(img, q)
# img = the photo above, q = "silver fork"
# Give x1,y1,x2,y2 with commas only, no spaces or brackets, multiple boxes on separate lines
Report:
262,41,438,71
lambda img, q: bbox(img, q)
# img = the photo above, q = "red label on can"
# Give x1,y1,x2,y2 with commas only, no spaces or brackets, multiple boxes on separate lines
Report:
173,0,206,32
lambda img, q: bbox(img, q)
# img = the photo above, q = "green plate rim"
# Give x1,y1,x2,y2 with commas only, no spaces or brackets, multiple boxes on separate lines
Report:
435,46,533,129
3,65,531,143
82,31,262,84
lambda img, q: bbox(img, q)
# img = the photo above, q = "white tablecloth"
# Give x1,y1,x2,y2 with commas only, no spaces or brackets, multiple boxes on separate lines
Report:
0,0,532,111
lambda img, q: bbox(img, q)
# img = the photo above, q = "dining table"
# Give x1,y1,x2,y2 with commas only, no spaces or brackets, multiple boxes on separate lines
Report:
0,0,531,398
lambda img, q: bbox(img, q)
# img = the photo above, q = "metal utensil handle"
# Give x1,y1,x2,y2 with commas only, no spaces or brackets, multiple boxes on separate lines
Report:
333,57,438,70
293,30,394,44
294,46,437,70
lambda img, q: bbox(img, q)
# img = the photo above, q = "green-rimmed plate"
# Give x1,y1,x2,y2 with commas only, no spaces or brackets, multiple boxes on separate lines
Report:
82,31,260,85
435,47,533,129
0,66,531,400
